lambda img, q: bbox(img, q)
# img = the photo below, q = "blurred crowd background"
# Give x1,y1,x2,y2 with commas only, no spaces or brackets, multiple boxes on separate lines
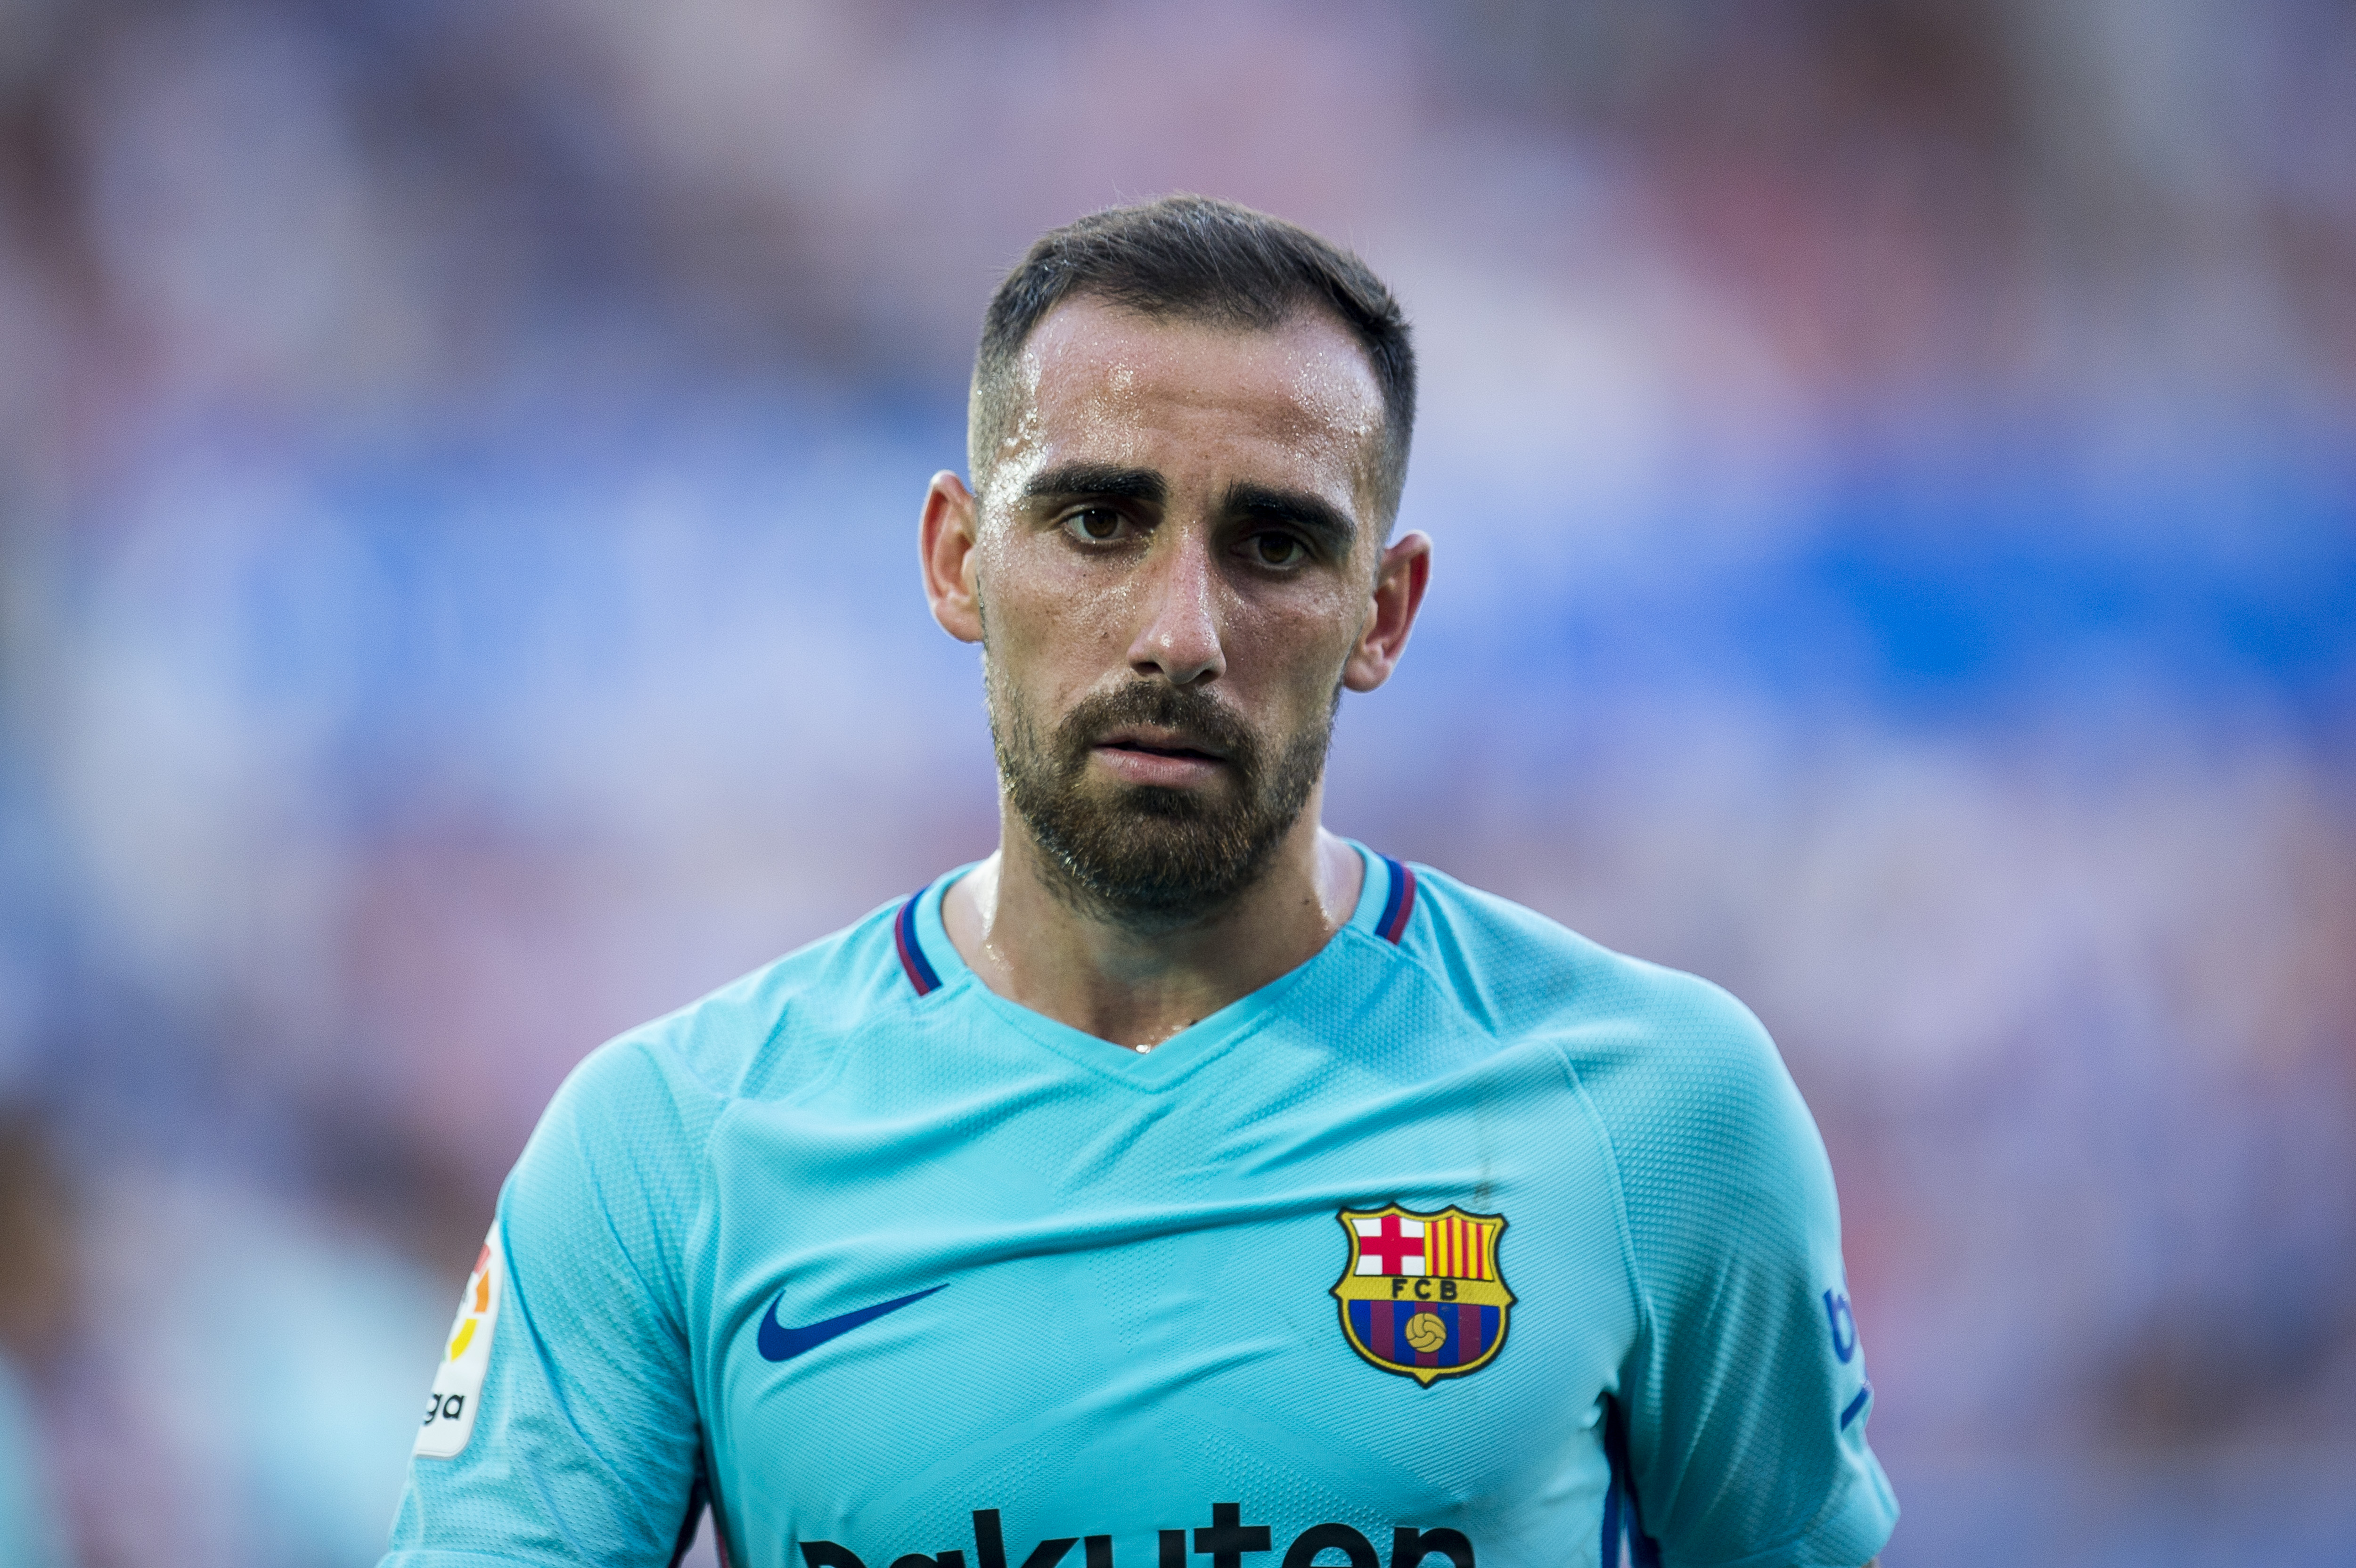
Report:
0,1,2351,1564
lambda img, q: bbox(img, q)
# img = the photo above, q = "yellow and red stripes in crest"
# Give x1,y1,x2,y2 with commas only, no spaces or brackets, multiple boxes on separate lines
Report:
1426,1213,1497,1281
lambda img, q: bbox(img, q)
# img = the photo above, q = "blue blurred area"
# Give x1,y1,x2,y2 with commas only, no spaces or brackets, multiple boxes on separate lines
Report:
0,2,2351,1564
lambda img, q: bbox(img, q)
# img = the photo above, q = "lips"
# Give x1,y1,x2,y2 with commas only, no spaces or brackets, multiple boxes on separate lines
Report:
1047,685,1259,792
1093,726,1230,764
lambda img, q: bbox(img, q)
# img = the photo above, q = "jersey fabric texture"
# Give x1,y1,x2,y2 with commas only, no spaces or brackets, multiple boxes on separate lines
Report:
383,848,1898,1568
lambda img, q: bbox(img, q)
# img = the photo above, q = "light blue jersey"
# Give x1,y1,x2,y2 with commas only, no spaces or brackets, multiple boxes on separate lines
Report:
384,849,1897,1568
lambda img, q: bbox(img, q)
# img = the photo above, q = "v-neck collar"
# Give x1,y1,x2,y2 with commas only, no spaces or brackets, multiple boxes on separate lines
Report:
898,841,1402,1091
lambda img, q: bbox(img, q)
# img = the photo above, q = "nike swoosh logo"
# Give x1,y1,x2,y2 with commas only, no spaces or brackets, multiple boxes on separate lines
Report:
756,1284,945,1363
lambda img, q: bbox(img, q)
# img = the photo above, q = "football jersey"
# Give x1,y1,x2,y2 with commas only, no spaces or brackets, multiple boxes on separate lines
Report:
383,847,1898,1568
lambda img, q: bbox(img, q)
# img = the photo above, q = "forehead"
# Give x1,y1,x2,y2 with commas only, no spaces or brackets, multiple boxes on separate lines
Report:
996,297,1385,505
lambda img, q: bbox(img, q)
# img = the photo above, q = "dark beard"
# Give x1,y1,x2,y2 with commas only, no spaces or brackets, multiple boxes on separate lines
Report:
990,672,1334,927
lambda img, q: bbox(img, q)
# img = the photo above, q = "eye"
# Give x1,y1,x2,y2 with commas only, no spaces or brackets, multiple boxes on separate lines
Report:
1248,531,1306,568
1062,506,1128,544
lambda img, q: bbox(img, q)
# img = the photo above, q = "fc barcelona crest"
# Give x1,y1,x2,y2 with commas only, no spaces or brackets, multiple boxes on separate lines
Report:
1331,1203,1514,1386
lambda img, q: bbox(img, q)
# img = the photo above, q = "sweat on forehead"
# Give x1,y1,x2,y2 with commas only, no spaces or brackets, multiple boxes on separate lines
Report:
971,295,1391,522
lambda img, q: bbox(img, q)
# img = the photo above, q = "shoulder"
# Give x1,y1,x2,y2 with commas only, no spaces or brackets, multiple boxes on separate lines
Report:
517,894,909,1188
565,892,908,1111
1401,865,1772,1056
1399,864,1827,1211
499,897,912,1298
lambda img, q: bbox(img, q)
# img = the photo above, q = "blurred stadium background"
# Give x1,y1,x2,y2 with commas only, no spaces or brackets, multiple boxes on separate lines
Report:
0,1,2350,1563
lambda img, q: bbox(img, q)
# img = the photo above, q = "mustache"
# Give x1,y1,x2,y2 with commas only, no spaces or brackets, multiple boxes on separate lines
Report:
1054,683,1259,775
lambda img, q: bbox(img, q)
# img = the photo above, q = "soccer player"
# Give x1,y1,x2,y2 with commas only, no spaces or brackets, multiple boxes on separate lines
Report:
384,196,1897,1568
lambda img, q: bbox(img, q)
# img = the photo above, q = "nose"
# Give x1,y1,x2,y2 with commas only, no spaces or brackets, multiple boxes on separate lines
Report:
1125,527,1226,686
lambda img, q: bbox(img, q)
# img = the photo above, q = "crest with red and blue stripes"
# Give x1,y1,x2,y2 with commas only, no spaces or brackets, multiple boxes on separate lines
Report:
1331,1203,1515,1386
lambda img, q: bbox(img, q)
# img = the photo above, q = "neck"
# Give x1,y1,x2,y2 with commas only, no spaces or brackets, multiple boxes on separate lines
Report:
940,790,1365,1051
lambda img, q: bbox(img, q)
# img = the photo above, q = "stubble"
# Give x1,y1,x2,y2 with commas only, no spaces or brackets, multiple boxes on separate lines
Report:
988,663,1336,928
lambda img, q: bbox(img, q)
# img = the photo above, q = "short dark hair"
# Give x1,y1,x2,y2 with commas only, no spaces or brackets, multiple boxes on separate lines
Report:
969,195,1415,525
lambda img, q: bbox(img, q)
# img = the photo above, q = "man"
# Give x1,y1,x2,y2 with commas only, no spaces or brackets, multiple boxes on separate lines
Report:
384,196,1897,1568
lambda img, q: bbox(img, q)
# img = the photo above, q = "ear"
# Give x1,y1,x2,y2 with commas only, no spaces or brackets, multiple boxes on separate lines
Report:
1342,530,1432,693
921,470,984,644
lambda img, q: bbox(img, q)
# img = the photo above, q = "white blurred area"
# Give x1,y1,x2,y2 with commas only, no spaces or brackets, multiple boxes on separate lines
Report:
0,2,2351,1565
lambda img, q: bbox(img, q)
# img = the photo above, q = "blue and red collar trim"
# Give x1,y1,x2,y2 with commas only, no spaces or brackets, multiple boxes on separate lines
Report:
892,890,943,997
1374,853,1418,945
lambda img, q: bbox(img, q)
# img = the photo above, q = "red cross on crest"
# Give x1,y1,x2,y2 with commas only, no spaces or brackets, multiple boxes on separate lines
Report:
1360,1214,1425,1274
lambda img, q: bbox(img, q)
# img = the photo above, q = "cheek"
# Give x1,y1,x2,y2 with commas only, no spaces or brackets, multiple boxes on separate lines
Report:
1223,585,1362,710
978,539,1132,688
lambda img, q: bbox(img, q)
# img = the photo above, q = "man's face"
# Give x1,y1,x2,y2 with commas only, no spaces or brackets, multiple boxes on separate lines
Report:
965,297,1391,921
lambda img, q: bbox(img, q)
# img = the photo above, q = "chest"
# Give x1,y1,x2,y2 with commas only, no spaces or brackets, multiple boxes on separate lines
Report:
686,1026,1638,1568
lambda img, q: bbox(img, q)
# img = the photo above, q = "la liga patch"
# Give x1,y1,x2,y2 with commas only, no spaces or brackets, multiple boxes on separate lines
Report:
415,1225,503,1458
1331,1204,1514,1386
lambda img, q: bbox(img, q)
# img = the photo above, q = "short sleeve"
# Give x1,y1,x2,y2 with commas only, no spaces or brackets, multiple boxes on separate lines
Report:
1588,978,1898,1568
381,1036,720,1567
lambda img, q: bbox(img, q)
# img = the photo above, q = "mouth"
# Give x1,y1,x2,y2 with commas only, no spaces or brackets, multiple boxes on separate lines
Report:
1086,725,1237,788
1093,727,1231,765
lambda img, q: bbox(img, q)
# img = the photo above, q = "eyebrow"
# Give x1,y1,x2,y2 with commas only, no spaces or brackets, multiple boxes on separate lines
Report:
1219,481,1358,555
1021,463,1168,506
1019,465,1359,555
